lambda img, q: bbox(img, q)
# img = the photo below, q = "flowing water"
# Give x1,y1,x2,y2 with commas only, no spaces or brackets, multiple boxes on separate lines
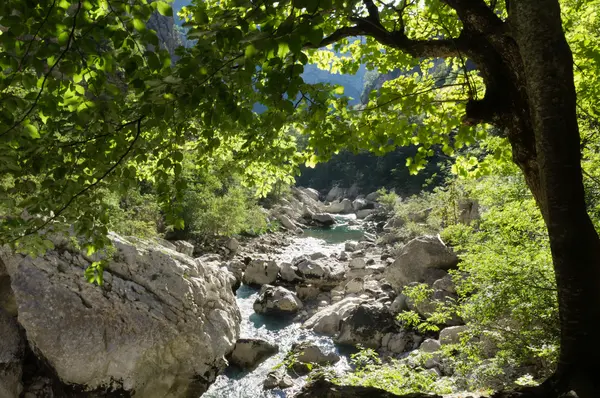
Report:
203,215,364,398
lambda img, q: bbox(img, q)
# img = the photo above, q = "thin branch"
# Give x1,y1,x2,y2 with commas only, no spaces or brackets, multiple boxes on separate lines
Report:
12,117,144,243
0,1,82,139
356,83,467,112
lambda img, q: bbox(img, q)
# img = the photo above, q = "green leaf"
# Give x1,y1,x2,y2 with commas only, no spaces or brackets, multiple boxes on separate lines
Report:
133,18,146,31
157,1,173,16
25,124,40,139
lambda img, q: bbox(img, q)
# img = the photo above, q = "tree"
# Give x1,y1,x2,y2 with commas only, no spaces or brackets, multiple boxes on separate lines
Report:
180,0,599,395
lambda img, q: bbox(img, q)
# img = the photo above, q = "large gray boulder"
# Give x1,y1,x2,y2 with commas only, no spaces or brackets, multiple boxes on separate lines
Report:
228,338,278,369
311,213,336,227
303,297,364,335
0,309,24,397
322,199,353,214
288,342,340,374
385,235,458,292
335,302,396,348
352,198,369,211
242,259,279,286
326,186,346,202
253,285,303,315
0,234,241,397
172,240,194,257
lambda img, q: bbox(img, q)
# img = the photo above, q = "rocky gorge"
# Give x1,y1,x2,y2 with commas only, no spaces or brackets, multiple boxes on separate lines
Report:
0,185,476,397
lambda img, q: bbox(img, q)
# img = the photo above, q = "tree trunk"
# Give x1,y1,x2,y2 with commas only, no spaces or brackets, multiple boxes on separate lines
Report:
510,1,600,396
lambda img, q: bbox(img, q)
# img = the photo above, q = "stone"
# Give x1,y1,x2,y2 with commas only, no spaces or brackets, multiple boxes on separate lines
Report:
344,242,357,252
0,234,240,397
385,235,458,292
303,297,365,336
172,240,194,257
335,302,396,348
339,251,349,261
279,262,300,282
254,285,303,315
310,252,327,260
345,278,364,294
432,274,456,294
295,258,330,279
226,237,240,253
352,198,368,211
384,332,412,354
312,213,336,226
276,214,302,234
383,216,405,232
439,325,468,345
263,368,294,390
289,342,340,374
229,338,278,369
389,294,408,313
356,209,377,219
420,338,441,353
242,259,279,286
301,187,321,202
0,309,24,397
326,186,346,202
296,284,321,300
458,199,480,225
225,260,245,292
365,191,381,202
322,199,354,214
348,258,366,269
351,250,365,258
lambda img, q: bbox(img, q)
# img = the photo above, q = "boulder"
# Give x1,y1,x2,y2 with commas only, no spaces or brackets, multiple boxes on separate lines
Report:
352,198,368,212
0,234,240,397
458,199,480,225
300,187,321,202
276,214,302,234
382,331,420,354
383,216,405,232
263,368,294,389
303,297,364,336
0,309,24,397
296,284,321,300
326,186,346,202
345,278,364,294
289,342,340,374
385,235,458,292
420,338,441,353
312,213,336,226
365,191,381,202
254,285,303,315
226,237,240,253
279,261,300,282
344,242,357,252
242,259,279,286
389,294,408,313
339,251,349,261
310,252,327,260
432,274,456,294
225,260,245,292
348,258,366,270
322,199,353,214
356,209,377,219
229,338,278,369
439,325,468,345
172,240,194,257
335,302,396,348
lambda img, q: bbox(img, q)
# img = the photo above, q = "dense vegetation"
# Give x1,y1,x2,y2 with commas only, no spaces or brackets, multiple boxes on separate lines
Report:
1,0,600,396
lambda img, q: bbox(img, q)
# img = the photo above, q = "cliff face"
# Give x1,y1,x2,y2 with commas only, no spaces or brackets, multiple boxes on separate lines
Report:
147,12,183,61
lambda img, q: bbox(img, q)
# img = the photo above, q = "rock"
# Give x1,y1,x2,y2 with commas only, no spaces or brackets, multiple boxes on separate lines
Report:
322,199,354,214
243,259,279,286
420,339,441,353
365,191,381,202
173,240,194,257
312,213,336,226
296,284,321,300
345,278,364,294
383,216,405,232
229,338,278,369
254,285,303,315
296,378,442,398
310,252,327,260
0,309,24,397
339,251,349,261
382,331,412,354
351,250,365,258
356,209,377,219
226,237,240,253
0,234,240,397
279,262,300,282
432,274,456,294
352,198,368,211
335,302,396,348
289,342,340,374
385,235,458,292
408,208,432,223
326,186,346,202
277,214,302,234
345,242,357,252
389,294,408,313
347,183,360,199
301,187,321,202
348,258,366,269
263,368,294,389
439,325,468,345
225,260,245,291
458,199,480,225
303,297,364,335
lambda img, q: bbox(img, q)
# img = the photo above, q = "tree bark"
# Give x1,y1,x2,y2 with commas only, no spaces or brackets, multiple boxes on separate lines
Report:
508,1,600,396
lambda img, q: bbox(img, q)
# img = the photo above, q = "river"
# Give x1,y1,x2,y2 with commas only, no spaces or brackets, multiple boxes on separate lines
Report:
203,215,364,398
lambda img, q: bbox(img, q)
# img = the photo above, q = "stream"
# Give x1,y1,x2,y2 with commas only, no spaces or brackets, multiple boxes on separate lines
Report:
203,215,365,398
